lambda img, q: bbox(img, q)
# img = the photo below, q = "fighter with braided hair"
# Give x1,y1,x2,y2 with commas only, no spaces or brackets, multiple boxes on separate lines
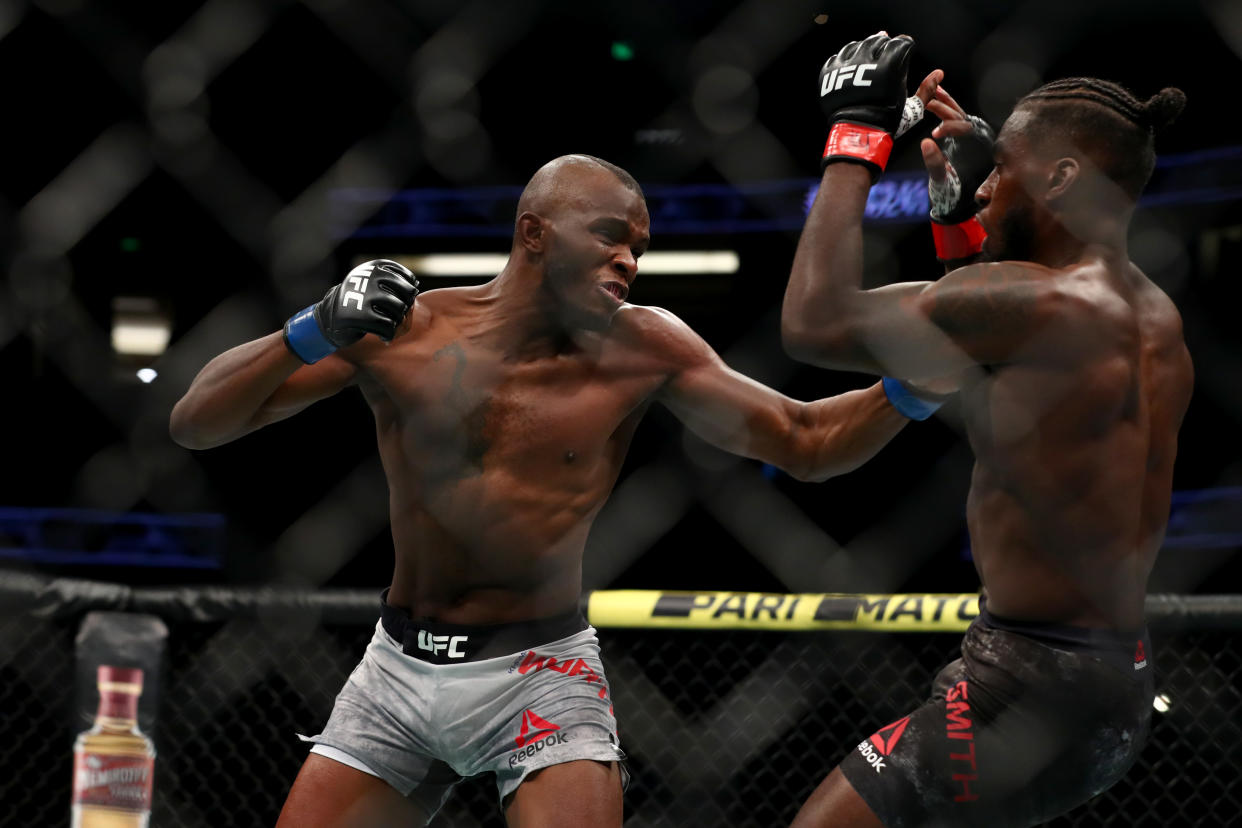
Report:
782,32,1193,827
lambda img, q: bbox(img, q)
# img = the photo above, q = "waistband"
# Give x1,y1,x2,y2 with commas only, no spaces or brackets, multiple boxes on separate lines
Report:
379,589,589,664
974,597,1152,677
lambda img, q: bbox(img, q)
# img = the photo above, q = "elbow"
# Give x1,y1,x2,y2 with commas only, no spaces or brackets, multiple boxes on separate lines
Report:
784,465,822,484
784,463,846,485
780,323,819,364
806,458,860,483
780,319,851,367
168,414,202,450
776,408,842,484
168,400,214,450
785,455,850,484
785,406,871,483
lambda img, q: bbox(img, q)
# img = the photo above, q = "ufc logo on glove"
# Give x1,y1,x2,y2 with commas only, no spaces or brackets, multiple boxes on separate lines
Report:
281,258,419,363
342,268,372,311
821,63,877,95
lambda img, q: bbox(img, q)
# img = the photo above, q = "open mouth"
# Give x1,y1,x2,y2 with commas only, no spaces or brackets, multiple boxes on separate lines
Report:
600,282,628,302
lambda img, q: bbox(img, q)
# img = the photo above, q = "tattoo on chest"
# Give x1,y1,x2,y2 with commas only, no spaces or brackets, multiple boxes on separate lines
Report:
432,341,493,477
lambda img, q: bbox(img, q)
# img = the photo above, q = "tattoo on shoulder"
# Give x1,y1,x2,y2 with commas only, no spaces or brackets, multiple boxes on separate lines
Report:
929,265,1044,336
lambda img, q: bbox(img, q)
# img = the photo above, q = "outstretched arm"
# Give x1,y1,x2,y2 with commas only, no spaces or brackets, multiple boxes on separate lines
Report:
647,309,909,482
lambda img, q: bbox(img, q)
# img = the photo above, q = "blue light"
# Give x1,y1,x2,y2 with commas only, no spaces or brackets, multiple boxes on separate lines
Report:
0,507,226,569
332,146,1242,239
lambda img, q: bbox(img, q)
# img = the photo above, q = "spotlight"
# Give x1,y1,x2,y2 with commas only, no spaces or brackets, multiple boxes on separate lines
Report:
360,251,741,277
112,297,170,357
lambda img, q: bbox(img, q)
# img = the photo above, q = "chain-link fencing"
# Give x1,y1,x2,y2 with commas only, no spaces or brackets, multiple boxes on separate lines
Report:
4,0,1241,601
4,5,1241,827
3,575,1239,827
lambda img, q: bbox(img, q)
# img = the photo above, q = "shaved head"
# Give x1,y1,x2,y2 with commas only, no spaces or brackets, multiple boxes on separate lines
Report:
516,155,644,221
506,154,650,331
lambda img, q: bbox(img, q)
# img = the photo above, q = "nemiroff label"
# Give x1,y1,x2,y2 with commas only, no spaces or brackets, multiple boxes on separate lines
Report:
73,753,153,811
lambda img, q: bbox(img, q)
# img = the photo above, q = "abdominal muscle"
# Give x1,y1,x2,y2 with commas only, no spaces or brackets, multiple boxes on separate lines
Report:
377,434,622,625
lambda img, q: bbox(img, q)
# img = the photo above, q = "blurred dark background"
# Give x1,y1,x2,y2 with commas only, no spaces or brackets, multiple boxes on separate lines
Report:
3,0,1241,598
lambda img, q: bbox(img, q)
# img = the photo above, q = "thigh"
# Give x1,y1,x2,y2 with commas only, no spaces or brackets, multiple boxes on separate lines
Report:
790,767,885,828
503,759,622,828
303,625,458,812
277,752,429,828
466,630,626,803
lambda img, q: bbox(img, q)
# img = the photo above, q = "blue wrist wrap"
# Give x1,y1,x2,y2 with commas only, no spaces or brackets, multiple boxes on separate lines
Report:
283,304,336,364
882,376,943,421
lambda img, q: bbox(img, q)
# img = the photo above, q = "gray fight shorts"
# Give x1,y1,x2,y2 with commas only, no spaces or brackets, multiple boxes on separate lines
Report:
299,593,627,818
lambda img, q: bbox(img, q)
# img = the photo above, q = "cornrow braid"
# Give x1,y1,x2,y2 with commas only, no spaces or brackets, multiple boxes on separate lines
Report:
1020,78,1185,133
1015,77,1186,198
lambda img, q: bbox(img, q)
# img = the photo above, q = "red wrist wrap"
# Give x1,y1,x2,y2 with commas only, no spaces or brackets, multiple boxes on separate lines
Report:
822,123,893,173
931,216,986,261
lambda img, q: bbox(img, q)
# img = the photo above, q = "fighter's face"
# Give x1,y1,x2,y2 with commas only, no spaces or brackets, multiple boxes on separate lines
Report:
543,175,650,331
975,110,1043,262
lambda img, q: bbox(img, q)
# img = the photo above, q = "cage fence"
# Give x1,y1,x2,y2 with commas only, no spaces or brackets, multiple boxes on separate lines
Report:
3,576,1240,827
3,4,1242,827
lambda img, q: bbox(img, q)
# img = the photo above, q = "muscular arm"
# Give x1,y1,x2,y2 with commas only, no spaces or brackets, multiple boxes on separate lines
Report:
781,163,1072,380
647,309,908,482
169,332,358,449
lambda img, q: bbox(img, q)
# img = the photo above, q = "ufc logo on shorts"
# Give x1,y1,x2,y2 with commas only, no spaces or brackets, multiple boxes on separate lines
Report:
342,266,372,311
418,630,468,659
821,63,877,95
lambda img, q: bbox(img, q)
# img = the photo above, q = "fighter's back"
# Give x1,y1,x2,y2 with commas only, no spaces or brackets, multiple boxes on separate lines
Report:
959,258,1193,630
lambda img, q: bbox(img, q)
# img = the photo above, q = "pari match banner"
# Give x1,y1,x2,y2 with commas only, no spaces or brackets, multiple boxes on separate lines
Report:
585,591,982,632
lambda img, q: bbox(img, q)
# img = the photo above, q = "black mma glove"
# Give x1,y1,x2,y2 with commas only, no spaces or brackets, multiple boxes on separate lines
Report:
283,259,419,364
818,32,925,177
929,114,995,260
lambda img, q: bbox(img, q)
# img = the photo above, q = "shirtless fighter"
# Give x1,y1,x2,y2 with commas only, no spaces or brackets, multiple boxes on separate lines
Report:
781,33,1192,827
169,153,936,827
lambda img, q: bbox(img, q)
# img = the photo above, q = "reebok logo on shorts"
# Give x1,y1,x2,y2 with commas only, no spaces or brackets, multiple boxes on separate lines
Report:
510,710,570,767
1134,640,1147,671
515,710,560,748
856,740,887,773
870,716,910,755
857,715,908,773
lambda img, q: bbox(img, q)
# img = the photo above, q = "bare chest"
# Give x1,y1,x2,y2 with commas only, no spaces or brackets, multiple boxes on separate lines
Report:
359,333,657,473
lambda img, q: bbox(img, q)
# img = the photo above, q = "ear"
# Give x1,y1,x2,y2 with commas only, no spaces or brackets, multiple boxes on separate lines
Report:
1045,157,1079,201
516,212,546,254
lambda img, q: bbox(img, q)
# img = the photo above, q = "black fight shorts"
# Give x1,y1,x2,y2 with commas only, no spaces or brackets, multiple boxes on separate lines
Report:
840,604,1154,828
